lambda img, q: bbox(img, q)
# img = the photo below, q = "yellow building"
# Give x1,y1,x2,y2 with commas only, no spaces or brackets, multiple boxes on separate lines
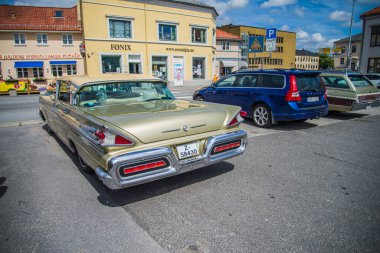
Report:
79,0,217,86
219,25,296,69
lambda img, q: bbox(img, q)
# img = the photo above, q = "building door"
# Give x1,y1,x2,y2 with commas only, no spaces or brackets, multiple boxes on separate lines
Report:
173,56,184,86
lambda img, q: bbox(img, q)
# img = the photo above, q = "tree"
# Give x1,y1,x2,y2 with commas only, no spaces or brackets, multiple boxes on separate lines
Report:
319,54,334,70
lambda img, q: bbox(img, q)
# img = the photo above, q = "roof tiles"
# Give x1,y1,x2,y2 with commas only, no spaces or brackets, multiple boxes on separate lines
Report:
0,5,81,31
216,29,242,41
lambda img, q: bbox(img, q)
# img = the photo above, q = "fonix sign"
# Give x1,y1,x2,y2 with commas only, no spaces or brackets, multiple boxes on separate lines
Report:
111,44,131,51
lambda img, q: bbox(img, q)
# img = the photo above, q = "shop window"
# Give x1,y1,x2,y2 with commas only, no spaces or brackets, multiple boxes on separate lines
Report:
14,33,25,45
63,34,73,45
17,68,28,78
370,26,380,47
152,56,168,79
220,67,233,76
367,58,380,73
222,41,230,51
37,34,47,45
128,55,142,74
52,65,63,77
158,23,177,41
109,19,131,39
33,68,44,78
67,65,77,75
191,27,207,44
101,55,122,73
192,57,205,79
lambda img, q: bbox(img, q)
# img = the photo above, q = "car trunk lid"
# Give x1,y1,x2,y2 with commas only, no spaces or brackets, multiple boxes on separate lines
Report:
82,100,227,143
294,72,325,107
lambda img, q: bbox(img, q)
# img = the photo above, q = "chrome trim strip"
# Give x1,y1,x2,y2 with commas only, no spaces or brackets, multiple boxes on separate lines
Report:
96,130,248,189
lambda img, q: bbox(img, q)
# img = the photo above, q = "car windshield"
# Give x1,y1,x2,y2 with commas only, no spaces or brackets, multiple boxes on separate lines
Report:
296,75,324,91
348,75,373,87
77,81,175,107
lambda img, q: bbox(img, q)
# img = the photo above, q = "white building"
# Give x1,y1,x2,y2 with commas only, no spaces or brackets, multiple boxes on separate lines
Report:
359,6,380,73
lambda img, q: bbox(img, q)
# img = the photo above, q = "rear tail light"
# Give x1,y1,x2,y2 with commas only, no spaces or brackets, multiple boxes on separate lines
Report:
285,75,301,102
240,111,248,117
212,140,241,154
93,128,134,146
320,78,327,100
120,158,169,177
228,113,244,127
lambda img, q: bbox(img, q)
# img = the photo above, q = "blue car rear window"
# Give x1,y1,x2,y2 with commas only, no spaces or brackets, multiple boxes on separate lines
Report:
296,75,324,91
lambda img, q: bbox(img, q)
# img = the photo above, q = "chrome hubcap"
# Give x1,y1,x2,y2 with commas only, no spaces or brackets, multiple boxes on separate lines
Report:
254,107,268,126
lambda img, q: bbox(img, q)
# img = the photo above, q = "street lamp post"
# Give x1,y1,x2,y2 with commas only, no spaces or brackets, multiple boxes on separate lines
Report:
347,0,356,72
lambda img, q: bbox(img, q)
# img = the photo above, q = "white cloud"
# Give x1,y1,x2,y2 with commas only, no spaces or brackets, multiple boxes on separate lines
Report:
294,6,306,17
296,29,309,39
329,10,350,21
200,0,249,15
14,0,76,7
217,15,232,25
280,24,290,31
311,33,325,42
260,0,296,9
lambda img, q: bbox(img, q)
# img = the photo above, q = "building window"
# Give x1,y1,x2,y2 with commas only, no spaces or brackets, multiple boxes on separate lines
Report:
109,19,132,39
128,55,142,74
158,23,176,41
17,68,28,78
191,27,207,44
192,57,205,79
102,55,122,73
37,34,47,45
370,26,380,47
14,33,25,45
52,65,63,77
67,65,77,75
367,58,380,73
340,58,345,65
62,34,73,45
222,41,230,51
33,68,44,77
351,45,356,53
152,56,168,79
341,46,346,53
55,10,63,17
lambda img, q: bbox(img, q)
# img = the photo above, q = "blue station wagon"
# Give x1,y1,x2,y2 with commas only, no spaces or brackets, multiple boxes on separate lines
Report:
193,69,328,128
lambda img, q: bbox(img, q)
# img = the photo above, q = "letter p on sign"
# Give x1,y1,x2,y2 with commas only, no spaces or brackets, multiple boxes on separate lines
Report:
266,28,276,39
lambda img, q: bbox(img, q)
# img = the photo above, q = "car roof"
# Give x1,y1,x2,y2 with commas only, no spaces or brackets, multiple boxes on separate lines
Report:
236,69,321,75
57,74,164,86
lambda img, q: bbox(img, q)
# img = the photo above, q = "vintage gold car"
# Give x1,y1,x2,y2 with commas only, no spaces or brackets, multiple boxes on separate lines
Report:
39,75,248,189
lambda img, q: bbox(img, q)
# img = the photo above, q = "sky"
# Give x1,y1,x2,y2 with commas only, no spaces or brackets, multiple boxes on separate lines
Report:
1,0,379,52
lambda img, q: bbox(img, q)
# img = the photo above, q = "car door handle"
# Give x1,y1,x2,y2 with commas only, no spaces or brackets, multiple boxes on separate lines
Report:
61,108,70,114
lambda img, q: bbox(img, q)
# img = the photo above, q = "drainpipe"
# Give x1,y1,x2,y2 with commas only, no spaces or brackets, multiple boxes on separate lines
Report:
347,0,355,72
144,0,149,76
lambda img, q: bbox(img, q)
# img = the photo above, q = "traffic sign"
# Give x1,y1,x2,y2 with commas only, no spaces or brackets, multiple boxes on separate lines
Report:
248,36,264,53
266,28,276,39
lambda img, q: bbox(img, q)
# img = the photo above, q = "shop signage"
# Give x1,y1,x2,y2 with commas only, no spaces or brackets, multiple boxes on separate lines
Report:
0,54,82,60
166,47,194,53
173,57,184,86
111,44,131,51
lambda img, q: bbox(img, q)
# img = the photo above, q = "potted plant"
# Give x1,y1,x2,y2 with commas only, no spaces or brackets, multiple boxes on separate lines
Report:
33,77,47,83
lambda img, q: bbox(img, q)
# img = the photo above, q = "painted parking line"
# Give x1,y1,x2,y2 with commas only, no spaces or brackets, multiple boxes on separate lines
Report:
176,96,193,99
0,119,43,128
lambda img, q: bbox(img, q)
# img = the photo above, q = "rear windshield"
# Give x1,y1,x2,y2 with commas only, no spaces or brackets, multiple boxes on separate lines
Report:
296,75,324,91
348,76,373,87
366,75,380,80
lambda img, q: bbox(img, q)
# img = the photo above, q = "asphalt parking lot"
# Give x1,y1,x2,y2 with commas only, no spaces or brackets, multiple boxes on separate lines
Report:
0,94,379,253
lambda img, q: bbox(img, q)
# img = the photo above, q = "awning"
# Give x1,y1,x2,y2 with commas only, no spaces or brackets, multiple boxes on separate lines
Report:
50,60,77,65
220,60,237,67
14,61,43,68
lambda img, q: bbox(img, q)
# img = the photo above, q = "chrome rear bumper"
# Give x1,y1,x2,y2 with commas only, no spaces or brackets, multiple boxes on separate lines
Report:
95,130,247,189
352,100,380,111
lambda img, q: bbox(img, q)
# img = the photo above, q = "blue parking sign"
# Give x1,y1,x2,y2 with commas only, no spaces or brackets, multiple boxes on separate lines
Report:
266,28,276,39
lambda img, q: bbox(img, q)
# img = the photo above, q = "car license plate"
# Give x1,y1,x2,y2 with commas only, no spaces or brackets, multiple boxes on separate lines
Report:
176,142,199,159
307,96,319,102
